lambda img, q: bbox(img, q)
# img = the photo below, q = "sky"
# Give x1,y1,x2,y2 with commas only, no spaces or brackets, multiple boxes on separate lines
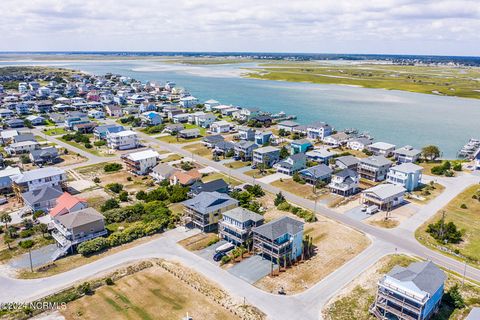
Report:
1,0,479,56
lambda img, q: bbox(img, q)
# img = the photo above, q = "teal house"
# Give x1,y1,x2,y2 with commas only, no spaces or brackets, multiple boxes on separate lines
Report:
291,139,313,155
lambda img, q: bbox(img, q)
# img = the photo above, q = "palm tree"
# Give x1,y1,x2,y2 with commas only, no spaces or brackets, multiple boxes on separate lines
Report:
0,213,12,234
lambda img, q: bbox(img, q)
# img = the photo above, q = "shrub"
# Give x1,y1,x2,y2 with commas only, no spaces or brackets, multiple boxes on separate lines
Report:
207,237,219,247
93,177,100,183
445,284,465,309
220,255,231,265
18,239,34,249
452,163,462,171
460,203,467,209
19,229,34,238
101,198,120,212
180,161,194,171
118,191,129,202
77,237,110,256
104,163,122,172
245,184,265,197
136,190,147,200
105,278,114,286
427,219,462,244
274,192,286,206
106,183,123,194
126,177,132,181
77,282,93,295
94,140,106,147
277,202,292,211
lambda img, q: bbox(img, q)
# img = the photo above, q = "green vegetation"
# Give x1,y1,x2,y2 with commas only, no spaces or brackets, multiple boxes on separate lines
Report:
247,62,480,99
229,186,264,213
79,201,179,256
104,163,122,172
416,185,480,265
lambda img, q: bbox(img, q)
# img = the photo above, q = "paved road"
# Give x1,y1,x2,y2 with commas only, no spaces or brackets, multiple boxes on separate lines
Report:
6,124,477,319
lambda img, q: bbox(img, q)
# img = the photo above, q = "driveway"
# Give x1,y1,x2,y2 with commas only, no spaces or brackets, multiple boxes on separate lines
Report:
344,205,370,221
256,172,290,184
196,240,228,262
9,244,58,270
228,255,273,284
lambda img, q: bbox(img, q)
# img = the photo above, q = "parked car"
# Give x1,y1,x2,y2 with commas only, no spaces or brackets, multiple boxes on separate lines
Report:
0,197,7,205
213,252,226,262
366,205,379,214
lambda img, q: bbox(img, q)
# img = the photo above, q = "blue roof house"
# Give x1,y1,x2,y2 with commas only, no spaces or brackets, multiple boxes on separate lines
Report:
141,111,162,126
94,124,125,140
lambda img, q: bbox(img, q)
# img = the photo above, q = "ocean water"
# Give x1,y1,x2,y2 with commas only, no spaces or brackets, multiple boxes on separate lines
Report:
1,59,479,158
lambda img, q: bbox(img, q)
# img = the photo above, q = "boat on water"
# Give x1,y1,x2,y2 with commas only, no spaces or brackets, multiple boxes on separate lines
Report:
458,138,480,159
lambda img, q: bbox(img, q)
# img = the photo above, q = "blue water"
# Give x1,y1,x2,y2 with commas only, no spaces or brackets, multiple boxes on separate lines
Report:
1,59,479,158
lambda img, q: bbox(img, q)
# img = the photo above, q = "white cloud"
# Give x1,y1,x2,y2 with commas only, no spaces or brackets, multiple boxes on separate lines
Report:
0,0,478,55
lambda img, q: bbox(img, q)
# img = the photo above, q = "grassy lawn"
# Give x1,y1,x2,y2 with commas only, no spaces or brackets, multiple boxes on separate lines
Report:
61,262,251,320
323,254,480,320
408,182,446,204
331,148,368,159
160,154,183,163
247,62,480,99
76,162,123,177
178,233,219,251
157,135,204,144
271,179,324,200
226,161,251,169
202,172,242,186
418,160,464,176
182,142,212,159
244,168,275,178
61,136,115,157
43,127,68,136
416,184,480,265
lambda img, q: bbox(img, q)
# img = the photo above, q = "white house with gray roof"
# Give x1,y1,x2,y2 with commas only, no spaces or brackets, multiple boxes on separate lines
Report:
368,142,396,157
347,137,373,151
329,169,359,196
219,207,264,246
252,216,304,263
274,153,307,175
394,146,422,164
361,183,406,211
12,167,67,193
371,261,445,320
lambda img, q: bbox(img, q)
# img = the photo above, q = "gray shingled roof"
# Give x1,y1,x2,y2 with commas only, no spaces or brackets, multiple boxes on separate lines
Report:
253,216,304,240
222,207,264,223
182,191,238,214
361,155,392,167
55,207,105,229
336,155,359,167
300,164,332,178
388,261,445,296
335,168,358,179
21,185,63,206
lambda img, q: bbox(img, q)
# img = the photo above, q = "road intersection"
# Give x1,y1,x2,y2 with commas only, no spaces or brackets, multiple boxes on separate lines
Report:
2,124,478,320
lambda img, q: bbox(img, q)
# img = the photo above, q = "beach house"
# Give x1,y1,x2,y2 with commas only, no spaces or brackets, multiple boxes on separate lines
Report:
393,146,422,164
368,142,396,157
121,149,159,175
370,261,445,320
305,148,335,164
358,156,392,182
234,141,258,161
274,153,307,176
182,191,238,232
107,130,139,150
361,184,406,211
329,169,359,196
210,120,231,134
219,207,264,246
299,164,333,185
252,216,304,262
253,146,280,167
387,163,423,192
306,122,332,140
237,126,256,141
277,120,299,132
347,137,373,151
290,139,313,155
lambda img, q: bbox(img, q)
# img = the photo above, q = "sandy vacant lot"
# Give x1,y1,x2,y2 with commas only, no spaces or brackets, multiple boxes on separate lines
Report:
62,267,236,320
256,194,370,295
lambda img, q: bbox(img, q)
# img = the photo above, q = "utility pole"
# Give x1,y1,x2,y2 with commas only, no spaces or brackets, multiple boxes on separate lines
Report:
28,249,33,273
